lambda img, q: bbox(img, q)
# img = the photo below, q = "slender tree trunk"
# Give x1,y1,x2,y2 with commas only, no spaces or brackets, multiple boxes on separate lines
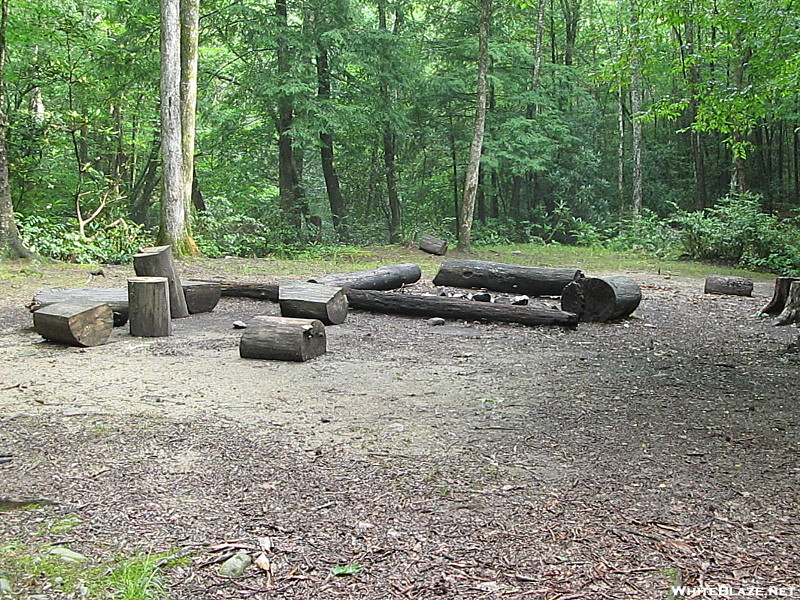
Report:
379,0,401,243
629,0,642,217
560,0,580,66
457,0,491,251
729,32,750,194
0,0,33,259
316,44,347,240
158,0,194,254
179,0,200,253
449,115,460,233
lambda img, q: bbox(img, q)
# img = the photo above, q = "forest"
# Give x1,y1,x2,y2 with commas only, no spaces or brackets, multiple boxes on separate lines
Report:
0,0,799,274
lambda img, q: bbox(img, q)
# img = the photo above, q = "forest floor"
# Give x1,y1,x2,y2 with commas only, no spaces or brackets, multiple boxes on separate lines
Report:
1,250,799,600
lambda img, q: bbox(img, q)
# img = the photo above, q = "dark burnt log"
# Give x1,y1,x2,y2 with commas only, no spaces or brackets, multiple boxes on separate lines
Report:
308,263,421,290
345,289,578,327
773,280,800,326
239,316,326,361
279,282,348,325
561,276,642,322
704,274,753,296
133,245,189,318
33,301,113,347
433,260,582,296
418,234,448,256
181,280,221,314
128,277,172,337
30,288,129,327
759,277,800,316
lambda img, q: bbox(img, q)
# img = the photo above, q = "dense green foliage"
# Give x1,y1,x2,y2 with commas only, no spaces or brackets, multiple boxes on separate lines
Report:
1,0,798,271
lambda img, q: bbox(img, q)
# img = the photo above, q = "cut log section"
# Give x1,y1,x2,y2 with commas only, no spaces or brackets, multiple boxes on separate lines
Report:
30,288,129,327
561,276,642,322
133,245,189,318
433,260,582,296
33,301,113,347
773,280,800,326
418,234,448,256
345,289,578,327
308,263,421,290
704,274,753,296
182,280,221,314
239,316,326,362
279,282,348,325
128,277,172,337
759,277,800,316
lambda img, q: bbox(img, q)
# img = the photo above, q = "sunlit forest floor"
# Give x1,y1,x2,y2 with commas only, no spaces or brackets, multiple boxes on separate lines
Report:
1,246,798,600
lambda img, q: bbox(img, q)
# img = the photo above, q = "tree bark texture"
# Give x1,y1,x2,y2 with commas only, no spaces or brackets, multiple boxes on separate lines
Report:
561,276,642,322
309,263,421,290
345,289,578,327
457,0,491,251
759,277,800,316
629,0,643,217
279,282,349,325
317,44,347,240
773,280,800,326
128,276,172,337
240,316,326,361
133,245,190,318
433,260,582,296
30,288,130,327
33,301,113,347
182,280,221,313
180,0,200,225
704,275,753,297
418,234,448,256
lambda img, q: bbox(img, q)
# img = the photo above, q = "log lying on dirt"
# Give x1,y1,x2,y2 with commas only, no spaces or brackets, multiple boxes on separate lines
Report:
30,288,129,327
182,280,221,314
308,263,421,290
561,276,642,322
759,277,800,317
133,245,189,318
215,281,279,301
33,301,113,347
772,280,800,326
418,234,448,256
433,260,582,296
704,274,753,296
279,282,348,325
128,277,172,337
345,289,578,327
239,316,326,361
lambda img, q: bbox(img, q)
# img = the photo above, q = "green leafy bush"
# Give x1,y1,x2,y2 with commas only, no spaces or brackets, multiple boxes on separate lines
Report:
608,208,681,258
17,214,148,264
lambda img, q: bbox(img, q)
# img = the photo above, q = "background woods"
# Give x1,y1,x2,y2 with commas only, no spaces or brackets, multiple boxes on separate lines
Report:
0,0,798,272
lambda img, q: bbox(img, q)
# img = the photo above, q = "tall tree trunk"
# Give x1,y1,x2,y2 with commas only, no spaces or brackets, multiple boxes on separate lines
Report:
316,44,347,240
158,0,195,254
560,0,580,66
0,0,33,259
457,0,491,251
449,115,459,233
379,0,401,243
179,0,200,250
629,0,643,217
276,0,304,231
729,32,750,194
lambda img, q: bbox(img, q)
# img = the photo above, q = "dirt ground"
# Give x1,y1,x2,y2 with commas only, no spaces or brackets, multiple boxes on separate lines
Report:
1,259,798,600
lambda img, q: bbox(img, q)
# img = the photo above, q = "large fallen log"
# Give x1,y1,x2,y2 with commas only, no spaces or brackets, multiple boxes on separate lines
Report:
308,263,421,290
560,276,641,322
33,301,114,347
704,274,753,296
345,289,578,327
279,282,348,325
30,288,129,327
433,260,582,296
240,316,326,361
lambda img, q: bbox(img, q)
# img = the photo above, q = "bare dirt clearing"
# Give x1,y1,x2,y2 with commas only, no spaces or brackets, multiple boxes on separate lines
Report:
1,259,799,599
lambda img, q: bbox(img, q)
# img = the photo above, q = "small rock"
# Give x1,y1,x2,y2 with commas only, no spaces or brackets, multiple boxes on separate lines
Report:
219,552,252,578
232,321,248,329
471,292,492,302
511,295,529,305
0,577,13,596
48,547,87,563
426,317,446,326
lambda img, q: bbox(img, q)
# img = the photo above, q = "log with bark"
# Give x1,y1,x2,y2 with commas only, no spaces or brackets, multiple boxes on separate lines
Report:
182,280,221,314
345,289,578,327
279,282,348,325
128,277,172,337
560,276,642,322
133,245,189,318
772,280,800,326
239,316,326,361
308,263,421,290
30,288,129,327
33,301,114,347
433,260,582,296
759,277,800,317
704,274,753,296
418,234,448,256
